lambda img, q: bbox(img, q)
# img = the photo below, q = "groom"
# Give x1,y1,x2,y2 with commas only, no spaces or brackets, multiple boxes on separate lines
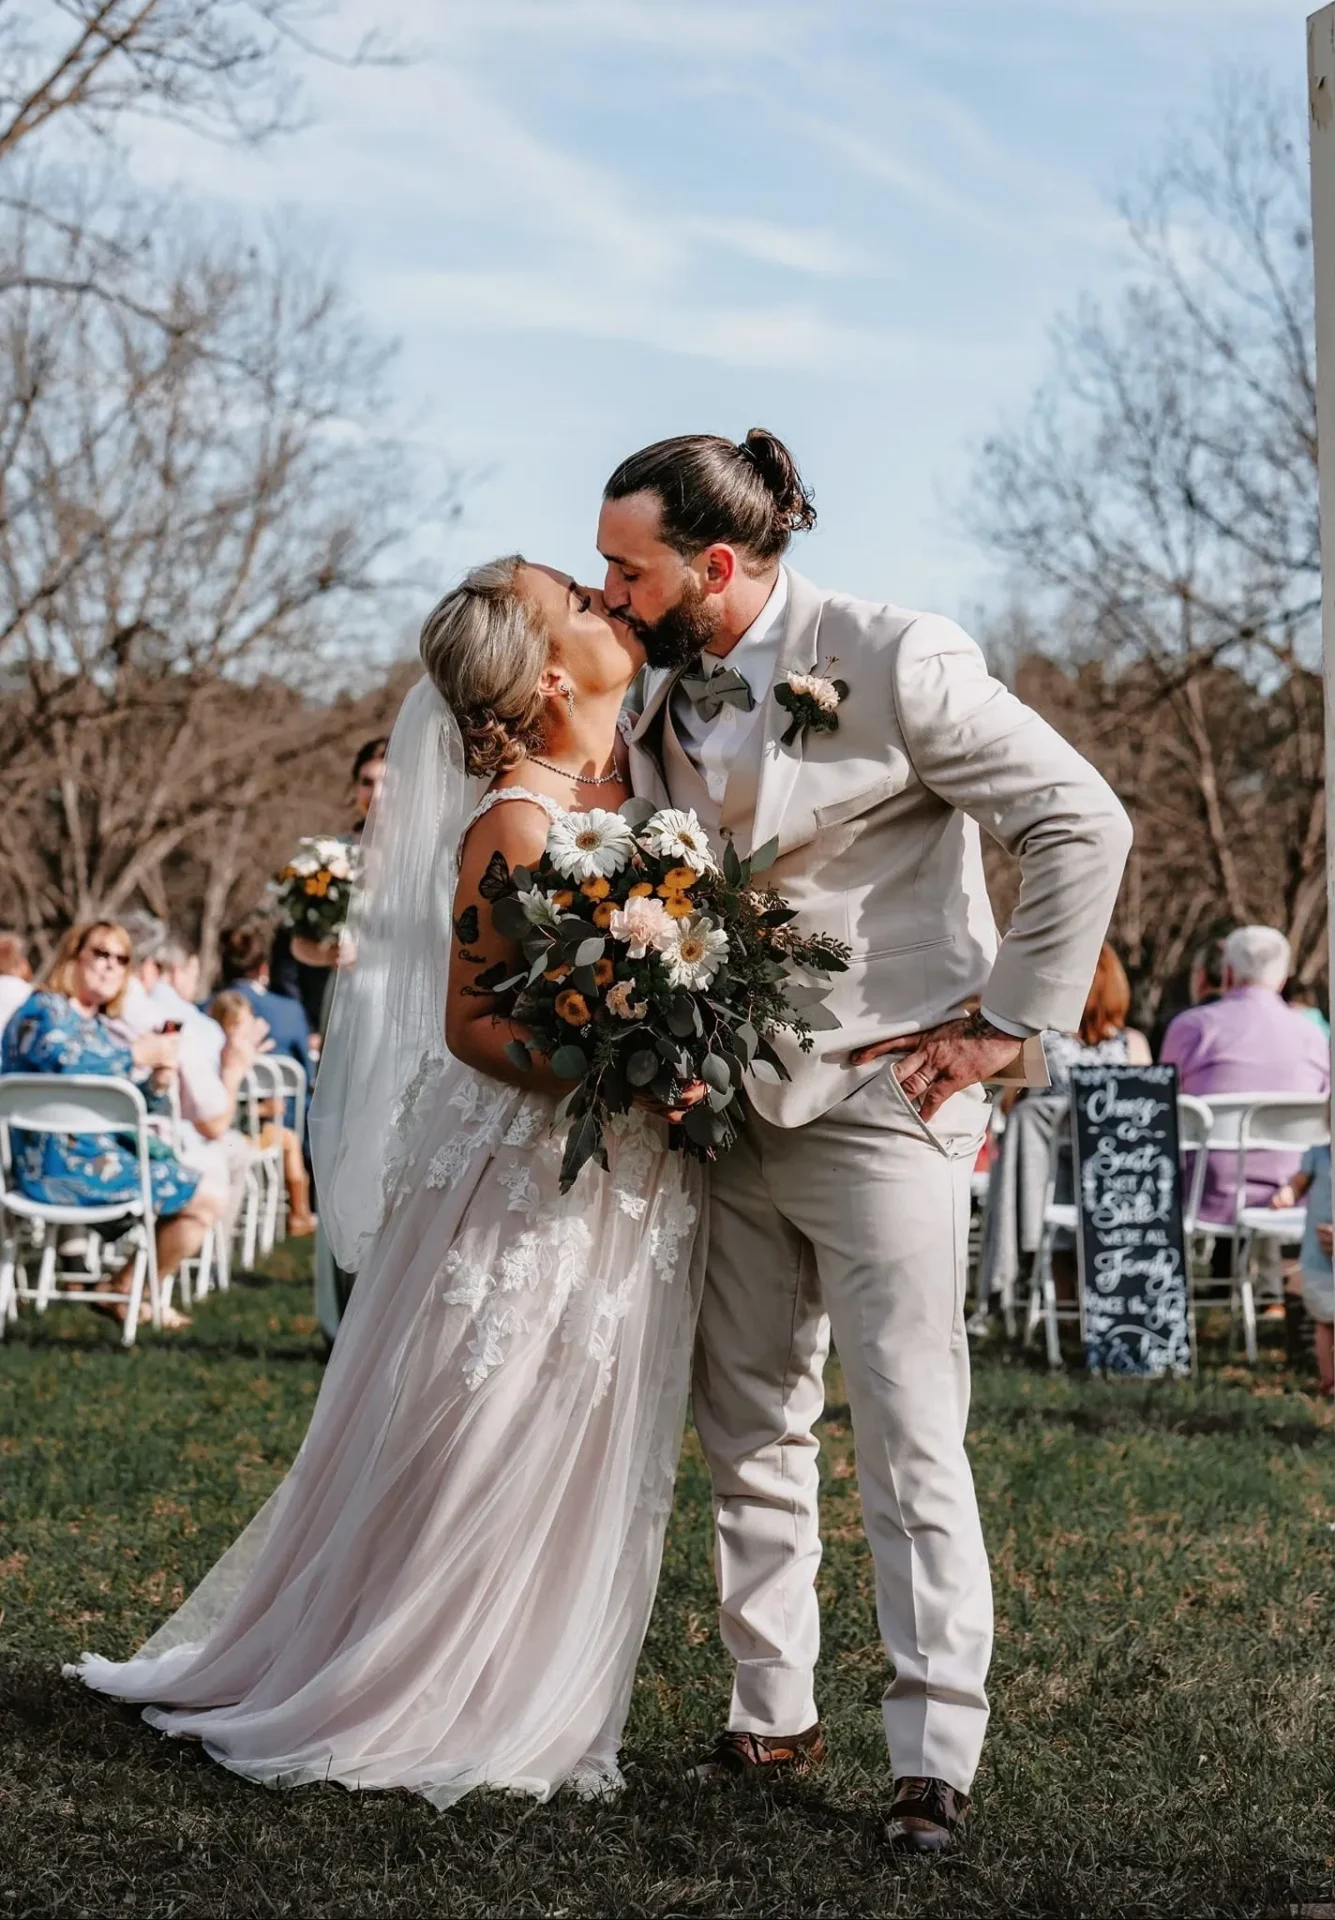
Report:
599,429,1131,1852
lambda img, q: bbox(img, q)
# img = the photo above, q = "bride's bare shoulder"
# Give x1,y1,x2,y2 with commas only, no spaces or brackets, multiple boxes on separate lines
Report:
456,787,555,890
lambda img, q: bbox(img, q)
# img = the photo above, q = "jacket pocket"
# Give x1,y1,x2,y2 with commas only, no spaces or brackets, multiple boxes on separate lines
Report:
850,934,955,964
812,777,899,831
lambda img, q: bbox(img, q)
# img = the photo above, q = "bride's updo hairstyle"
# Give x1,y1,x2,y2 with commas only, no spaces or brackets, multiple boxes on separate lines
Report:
418,555,550,777
603,426,816,571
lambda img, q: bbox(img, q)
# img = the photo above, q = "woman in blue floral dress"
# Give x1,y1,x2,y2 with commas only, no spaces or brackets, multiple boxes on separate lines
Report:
2,922,221,1326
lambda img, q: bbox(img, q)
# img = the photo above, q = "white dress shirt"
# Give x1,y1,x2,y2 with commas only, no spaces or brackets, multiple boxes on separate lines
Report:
670,569,789,807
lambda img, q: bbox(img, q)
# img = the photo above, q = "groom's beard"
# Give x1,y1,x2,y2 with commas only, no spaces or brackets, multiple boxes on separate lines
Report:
631,576,720,672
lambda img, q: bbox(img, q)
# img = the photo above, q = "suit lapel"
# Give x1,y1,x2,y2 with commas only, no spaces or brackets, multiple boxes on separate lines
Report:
627,665,677,808
739,568,825,856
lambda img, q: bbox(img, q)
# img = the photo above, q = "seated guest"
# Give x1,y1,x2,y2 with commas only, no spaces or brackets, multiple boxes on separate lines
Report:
112,919,270,1232
1284,978,1330,1038
1,922,221,1328
1160,924,1329,1222
218,925,312,1083
1189,936,1227,1009
1040,941,1151,1090
209,991,315,1235
149,935,225,1065
0,931,33,1037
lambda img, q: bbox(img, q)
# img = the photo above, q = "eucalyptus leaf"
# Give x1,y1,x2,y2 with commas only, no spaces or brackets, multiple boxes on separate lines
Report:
782,982,834,1009
574,937,606,968
490,896,531,941
618,795,656,827
799,1002,842,1031
723,840,743,886
749,835,780,873
627,1050,659,1087
747,1058,782,1083
701,1053,731,1092
503,1040,532,1073
559,1108,604,1193
551,1044,589,1081
683,1106,719,1147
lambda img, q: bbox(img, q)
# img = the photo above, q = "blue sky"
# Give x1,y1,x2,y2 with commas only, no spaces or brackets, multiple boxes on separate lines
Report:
125,0,1308,628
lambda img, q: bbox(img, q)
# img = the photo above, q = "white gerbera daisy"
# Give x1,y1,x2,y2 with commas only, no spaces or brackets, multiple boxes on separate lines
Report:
639,807,716,873
545,809,635,881
659,914,730,990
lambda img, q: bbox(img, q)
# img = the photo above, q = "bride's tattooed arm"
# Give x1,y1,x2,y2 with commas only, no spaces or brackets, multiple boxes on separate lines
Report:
445,803,566,1094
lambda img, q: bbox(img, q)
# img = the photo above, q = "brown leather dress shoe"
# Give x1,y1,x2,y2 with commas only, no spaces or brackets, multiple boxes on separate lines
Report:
882,1776,969,1853
690,1724,827,1782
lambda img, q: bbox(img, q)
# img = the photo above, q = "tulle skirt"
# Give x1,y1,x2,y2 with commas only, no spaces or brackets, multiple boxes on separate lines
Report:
68,1073,703,1807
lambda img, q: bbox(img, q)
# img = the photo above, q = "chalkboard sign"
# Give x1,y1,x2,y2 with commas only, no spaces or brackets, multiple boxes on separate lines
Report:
1068,1063,1192,1377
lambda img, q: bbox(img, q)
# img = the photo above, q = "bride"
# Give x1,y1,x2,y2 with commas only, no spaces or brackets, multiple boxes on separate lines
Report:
67,558,704,1806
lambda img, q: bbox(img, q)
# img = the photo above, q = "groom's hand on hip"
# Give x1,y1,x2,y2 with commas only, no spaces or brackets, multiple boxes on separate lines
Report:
849,1012,1023,1121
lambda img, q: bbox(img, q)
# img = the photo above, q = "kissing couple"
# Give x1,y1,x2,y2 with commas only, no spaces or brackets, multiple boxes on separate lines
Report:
69,429,1130,1854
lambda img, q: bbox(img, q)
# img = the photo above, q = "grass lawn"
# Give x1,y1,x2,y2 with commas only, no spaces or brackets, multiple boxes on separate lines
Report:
2,1247,1334,1918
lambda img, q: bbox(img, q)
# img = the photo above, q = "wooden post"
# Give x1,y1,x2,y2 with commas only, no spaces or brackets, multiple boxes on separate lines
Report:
1308,7,1335,1080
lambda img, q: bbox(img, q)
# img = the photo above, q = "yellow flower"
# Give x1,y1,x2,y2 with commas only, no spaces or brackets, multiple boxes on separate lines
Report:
662,866,697,892
581,875,612,900
663,895,694,920
592,901,616,929
551,890,575,910
555,990,590,1026
627,882,654,898
544,964,572,983
592,959,615,987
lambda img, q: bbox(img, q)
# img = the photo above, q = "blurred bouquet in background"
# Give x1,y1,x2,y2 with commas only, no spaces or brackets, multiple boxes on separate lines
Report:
273,836,360,943
479,802,849,1189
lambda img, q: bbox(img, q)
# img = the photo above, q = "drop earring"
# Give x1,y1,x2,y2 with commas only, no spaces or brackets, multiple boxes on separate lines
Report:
563,683,575,720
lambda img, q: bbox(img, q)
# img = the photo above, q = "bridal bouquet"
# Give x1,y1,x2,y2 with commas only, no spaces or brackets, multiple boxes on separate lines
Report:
273,836,361,943
480,802,849,1189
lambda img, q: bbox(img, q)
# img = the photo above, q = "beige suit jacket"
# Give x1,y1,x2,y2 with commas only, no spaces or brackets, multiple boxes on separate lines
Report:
627,568,1133,1129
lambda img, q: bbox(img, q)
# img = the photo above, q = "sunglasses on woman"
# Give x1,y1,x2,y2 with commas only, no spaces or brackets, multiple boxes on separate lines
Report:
84,945,130,968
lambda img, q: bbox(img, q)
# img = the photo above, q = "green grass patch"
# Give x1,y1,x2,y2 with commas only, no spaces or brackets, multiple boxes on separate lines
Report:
2,1250,1334,1916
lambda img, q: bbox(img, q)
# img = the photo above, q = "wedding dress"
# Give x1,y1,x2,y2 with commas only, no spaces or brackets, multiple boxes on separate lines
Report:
68,702,703,1808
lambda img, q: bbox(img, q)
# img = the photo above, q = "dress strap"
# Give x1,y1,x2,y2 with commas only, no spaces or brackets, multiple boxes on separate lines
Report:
459,786,564,857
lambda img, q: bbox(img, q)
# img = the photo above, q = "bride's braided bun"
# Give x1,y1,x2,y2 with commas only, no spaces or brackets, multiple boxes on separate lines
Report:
418,555,549,778
603,426,816,566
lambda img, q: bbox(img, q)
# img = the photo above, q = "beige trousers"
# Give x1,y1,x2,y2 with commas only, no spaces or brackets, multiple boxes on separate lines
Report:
693,1066,993,1794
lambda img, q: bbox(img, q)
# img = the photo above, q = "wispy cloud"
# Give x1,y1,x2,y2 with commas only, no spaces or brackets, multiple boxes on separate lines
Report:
376,267,904,373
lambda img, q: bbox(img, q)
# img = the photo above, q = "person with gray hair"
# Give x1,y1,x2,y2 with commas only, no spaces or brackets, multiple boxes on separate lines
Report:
1221,924,1292,992
1161,922,1329,1222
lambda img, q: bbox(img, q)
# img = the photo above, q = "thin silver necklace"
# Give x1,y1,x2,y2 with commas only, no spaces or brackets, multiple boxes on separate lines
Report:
525,753,620,787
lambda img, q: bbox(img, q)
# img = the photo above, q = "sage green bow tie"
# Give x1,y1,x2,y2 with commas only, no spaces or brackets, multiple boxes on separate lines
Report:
678,662,756,722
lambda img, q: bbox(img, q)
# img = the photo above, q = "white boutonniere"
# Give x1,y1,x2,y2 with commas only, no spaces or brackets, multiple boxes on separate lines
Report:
774,662,848,746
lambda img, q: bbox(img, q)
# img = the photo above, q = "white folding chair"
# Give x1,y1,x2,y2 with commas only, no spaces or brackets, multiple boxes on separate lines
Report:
0,1075,160,1347
1230,1097,1330,1365
232,1065,284,1267
269,1055,308,1241
1026,1092,1213,1369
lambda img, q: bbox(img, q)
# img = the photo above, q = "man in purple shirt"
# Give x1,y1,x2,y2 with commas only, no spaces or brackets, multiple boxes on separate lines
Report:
1160,925,1329,1223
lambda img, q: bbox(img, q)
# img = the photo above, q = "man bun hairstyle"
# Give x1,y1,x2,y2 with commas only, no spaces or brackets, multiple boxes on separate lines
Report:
418,555,550,779
604,427,816,567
